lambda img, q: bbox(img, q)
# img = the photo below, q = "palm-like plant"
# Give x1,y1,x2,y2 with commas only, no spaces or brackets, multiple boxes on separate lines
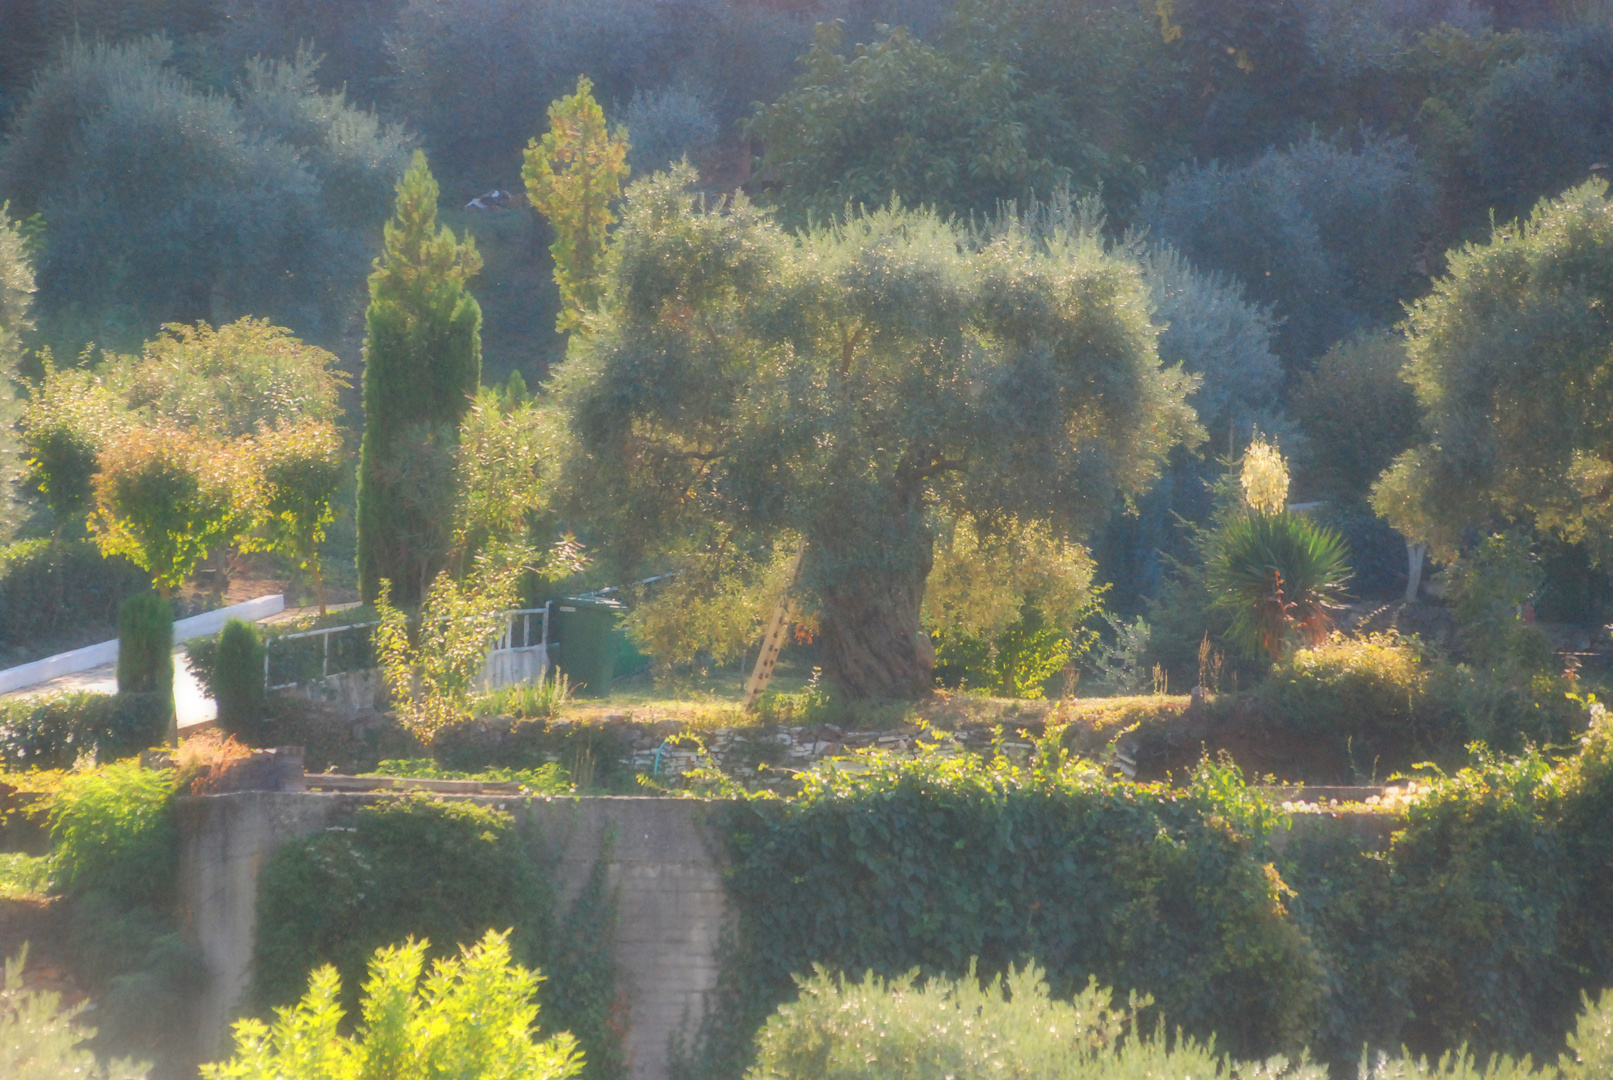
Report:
1206,510,1351,660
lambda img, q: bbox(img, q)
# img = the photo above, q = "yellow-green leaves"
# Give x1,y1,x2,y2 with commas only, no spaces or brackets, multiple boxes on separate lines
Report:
206,931,582,1080
523,75,630,335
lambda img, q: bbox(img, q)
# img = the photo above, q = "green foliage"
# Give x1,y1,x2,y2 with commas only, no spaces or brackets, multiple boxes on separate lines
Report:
93,426,254,599
0,947,150,1080
369,758,572,794
746,23,1069,226
746,960,1613,1080
1258,630,1427,739
688,747,1320,1080
748,964,1319,1080
1141,130,1436,364
1373,180,1613,561
1292,333,1422,510
0,854,51,900
450,390,554,577
116,593,173,715
0,538,148,659
206,930,583,1080
215,619,267,746
1205,511,1352,660
523,75,631,334
1442,533,1555,676
253,796,551,1013
358,150,483,606
0,691,170,770
374,553,525,742
0,38,396,353
473,673,575,723
624,538,797,670
19,360,129,535
558,167,1199,699
252,796,622,1078
245,420,347,614
47,760,177,905
111,318,346,439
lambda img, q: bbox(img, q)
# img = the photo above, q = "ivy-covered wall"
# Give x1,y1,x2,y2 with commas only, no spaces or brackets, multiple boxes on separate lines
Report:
679,723,1613,1080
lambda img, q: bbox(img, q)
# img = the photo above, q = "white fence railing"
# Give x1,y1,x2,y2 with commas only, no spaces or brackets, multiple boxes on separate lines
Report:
264,606,551,693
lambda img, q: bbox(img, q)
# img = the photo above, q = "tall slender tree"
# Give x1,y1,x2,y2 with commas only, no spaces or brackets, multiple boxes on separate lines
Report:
522,75,630,334
358,150,483,605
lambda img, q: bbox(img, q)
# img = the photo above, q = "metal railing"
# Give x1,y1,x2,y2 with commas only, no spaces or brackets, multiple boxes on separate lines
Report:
264,606,551,692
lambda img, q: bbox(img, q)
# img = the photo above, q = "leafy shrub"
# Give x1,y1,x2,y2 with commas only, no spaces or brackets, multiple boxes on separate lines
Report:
0,946,149,1080
748,964,1323,1080
214,619,267,745
1387,748,1576,1060
0,539,148,661
747,961,1613,1080
205,930,583,1080
252,794,622,1078
252,795,551,1013
369,757,571,794
474,672,574,722
746,23,1069,225
46,760,177,905
1257,630,1428,744
0,692,170,770
0,38,400,353
687,748,1321,1080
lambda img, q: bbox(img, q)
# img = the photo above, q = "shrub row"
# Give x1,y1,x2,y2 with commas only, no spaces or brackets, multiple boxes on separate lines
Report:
679,720,1613,1080
0,691,169,769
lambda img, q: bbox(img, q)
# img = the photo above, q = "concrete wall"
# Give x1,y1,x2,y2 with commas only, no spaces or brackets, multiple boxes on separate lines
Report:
174,793,726,1080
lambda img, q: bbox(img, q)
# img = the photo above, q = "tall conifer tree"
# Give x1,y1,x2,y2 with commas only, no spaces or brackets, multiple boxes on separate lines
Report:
523,75,629,334
358,150,482,605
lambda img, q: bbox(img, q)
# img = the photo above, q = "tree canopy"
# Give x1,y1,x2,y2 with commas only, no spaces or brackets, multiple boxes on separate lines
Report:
556,168,1200,698
1373,180,1613,561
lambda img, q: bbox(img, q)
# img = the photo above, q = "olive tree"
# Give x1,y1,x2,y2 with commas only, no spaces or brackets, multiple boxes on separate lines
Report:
556,168,1200,699
1373,180,1613,561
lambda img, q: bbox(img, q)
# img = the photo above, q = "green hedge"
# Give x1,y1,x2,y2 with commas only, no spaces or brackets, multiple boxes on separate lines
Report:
0,691,170,769
0,539,148,661
684,748,1320,1080
683,722,1613,1080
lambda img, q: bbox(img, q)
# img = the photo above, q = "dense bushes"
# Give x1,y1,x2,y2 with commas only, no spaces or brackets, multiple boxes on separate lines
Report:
0,37,406,353
1253,631,1583,775
1142,129,1435,365
0,539,148,662
252,795,623,1079
749,963,1613,1080
42,760,199,1070
0,692,169,769
687,718,1613,1079
683,751,1321,1079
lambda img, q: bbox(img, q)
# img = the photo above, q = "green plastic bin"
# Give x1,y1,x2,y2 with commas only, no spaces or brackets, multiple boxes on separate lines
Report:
552,596,624,697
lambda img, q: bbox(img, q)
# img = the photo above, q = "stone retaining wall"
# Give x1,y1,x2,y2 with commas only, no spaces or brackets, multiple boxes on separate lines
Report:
174,793,725,1080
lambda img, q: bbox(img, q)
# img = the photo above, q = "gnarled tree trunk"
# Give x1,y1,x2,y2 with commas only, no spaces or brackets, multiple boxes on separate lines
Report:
811,495,935,700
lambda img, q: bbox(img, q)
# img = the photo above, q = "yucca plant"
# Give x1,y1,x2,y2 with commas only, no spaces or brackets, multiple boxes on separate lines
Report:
1205,510,1351,660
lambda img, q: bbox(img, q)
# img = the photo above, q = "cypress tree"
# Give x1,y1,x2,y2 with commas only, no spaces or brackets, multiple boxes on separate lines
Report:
214,617,267,745
117,592,174,742
358,150,483,605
